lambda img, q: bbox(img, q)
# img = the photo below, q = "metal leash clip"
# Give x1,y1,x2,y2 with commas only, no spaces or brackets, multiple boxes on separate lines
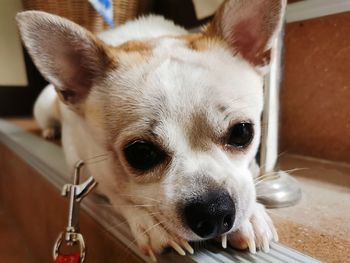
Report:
53,161,97,263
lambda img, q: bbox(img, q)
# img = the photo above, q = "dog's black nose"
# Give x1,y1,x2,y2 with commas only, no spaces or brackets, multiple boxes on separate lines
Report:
184,191,235,238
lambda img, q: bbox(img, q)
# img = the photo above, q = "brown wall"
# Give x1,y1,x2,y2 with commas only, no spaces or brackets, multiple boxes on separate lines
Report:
281,12,350,163
0,143,144,263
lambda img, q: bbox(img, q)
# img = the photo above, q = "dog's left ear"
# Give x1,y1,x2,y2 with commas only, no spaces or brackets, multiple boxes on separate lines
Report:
205,0,286,68
16,11,116,106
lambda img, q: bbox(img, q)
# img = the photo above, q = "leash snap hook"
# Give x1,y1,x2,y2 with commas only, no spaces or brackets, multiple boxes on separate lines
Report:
53,161,97,263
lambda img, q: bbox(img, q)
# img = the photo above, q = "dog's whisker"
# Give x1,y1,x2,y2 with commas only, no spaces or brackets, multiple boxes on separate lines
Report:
280,167,309,174
256,170,284,179
256,173,282,180
255,167,308,185
119,194,162,203
256,152,288,173
127,220,168,249
125,220,170,262
118,204,157,208
94,203,157,208
85,156,109,166
254,176,280,186
104,219,129,233
264,167,308,175
92,203,113,208
83,152,110,163
142,220,167,236
255,174,279,185
110,195,172,212
105,212,162,232
254,173,279,182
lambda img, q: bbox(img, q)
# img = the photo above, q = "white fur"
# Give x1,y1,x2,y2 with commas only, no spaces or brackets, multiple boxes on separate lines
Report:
18,1,285,259
33,84,60,139
98,15,187,45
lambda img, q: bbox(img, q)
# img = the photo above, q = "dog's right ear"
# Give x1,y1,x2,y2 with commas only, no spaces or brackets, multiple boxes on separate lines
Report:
16,11,116,105
205,0,286,69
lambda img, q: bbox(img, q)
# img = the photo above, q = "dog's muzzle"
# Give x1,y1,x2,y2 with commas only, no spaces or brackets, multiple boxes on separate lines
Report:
183,191,235,239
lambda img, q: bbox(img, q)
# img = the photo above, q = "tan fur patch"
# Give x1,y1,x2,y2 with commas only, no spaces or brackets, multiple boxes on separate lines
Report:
116,40,152,53
102,40,152,61
103,40,153,68
203,2,225,39
186,111,216,151
177,32,228,52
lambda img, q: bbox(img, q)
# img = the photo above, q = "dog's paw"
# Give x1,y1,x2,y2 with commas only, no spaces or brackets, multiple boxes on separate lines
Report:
42,127,59,140
228,203,278,253
127,209,193,262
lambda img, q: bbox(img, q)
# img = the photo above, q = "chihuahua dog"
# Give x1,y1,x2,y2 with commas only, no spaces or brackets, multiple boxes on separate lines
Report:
17,0,285,260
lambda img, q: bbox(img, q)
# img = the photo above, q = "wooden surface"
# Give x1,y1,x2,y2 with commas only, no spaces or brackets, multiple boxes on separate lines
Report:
0,204,36,263
0,143,143,263
281,12,350,163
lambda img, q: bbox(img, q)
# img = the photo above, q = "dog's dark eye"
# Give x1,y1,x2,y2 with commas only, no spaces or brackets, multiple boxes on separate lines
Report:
124,140,165,171
227,122,254,148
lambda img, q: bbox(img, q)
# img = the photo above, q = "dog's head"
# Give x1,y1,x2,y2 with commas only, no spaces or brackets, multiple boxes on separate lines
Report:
17,0,285,241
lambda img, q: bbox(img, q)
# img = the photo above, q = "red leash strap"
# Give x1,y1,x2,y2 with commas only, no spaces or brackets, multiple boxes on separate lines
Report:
54,252,80,263
53,231,85,263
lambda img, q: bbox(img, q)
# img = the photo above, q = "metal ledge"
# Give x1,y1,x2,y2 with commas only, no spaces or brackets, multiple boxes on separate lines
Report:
0,119,322,263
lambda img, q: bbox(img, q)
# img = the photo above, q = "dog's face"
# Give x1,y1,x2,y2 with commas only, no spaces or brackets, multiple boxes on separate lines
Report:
89,41,264,240
17,0,284,241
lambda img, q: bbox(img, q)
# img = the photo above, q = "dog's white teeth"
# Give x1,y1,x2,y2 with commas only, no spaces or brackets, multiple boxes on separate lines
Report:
169,240,186,256
147,248,157,262
248,239,257,254
181,240,194,254
222,234,227,249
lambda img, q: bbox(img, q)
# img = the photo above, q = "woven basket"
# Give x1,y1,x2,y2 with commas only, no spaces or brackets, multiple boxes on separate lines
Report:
22,0,152,33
